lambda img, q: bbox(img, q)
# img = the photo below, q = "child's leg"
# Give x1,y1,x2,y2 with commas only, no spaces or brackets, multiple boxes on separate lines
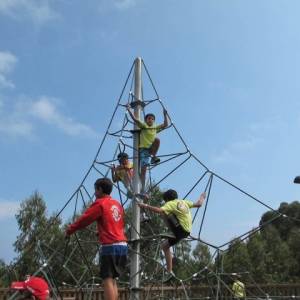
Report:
150,138,160,157
122,174,133,197
113,280,118,300
103,277,118,300
139,148,150,192
140,165,147,193
161,240,173,272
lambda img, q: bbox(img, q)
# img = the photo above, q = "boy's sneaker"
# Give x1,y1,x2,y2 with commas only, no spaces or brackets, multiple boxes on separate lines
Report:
163,270,175,283
141,213,150,223
150,156,160,165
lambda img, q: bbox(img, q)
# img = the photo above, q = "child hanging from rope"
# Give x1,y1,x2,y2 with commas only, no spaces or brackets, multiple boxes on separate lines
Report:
111,152,133,196
126,104,168,192
138,189,206,277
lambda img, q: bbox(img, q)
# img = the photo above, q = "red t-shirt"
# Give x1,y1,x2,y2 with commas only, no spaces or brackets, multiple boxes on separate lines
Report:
11,276,49,300
67,195,127,244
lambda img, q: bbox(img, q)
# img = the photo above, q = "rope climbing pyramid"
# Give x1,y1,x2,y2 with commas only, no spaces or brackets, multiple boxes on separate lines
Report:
7,58,296,300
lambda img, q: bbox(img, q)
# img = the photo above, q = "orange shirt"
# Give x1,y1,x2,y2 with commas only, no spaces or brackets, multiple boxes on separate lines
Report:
115,162,133,182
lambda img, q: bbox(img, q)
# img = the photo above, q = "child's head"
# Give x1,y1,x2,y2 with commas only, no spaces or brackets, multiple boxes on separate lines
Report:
117,152,129,165
163,189,178,202
94,178,113,197
144,113,155,126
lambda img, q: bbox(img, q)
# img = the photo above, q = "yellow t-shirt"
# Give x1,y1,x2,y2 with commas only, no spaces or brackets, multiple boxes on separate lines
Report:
138,122,161,149
232,280,246,298
161,199,194,233
115,162,133,182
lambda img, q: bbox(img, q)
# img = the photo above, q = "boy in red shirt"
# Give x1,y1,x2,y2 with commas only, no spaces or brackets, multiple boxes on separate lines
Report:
66,178,127,300
11,275,49,300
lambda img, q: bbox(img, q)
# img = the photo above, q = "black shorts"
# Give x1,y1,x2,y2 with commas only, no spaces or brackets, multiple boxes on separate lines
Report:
100,245,128,279
166,214,190,247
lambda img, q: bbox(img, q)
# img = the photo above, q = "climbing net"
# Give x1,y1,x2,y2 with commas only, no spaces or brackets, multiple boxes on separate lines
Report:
6,60,300,300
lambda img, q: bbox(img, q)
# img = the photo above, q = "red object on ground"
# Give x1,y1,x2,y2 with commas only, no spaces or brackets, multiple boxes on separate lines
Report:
11,276,49,300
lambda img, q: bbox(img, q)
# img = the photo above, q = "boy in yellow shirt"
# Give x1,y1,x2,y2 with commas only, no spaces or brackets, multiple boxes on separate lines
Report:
232,275,246,299
126,104,168,192
111,152,133,195
138,189,206,275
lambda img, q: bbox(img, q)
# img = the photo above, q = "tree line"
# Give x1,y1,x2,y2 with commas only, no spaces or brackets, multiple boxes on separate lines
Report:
1,190,300,287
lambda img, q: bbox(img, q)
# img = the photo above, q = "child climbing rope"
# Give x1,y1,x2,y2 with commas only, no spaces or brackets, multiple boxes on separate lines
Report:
66,178,128,300
138,189,206,278
126,104,168,192
111,152,133,196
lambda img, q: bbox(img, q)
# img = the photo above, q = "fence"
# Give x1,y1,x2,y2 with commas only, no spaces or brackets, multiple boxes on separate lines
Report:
1,283,300,300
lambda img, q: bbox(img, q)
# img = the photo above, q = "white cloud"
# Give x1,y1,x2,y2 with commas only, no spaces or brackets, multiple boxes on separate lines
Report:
211,116,288,165
0,51,17,89
0,201,19,220
0,0,58,24
114,0,137,9
98,0,137,12
0,96,98,139
0,119,33,138
29,97,98,137
0,51,96,139
212,135,262,164
0,51,17,73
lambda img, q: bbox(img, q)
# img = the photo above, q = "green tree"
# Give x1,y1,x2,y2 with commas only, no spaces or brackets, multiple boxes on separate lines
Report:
223,238,251,275
262,225,295,282
287,228,300,280
0,259,10,287
13,192,65,281
127,186,166,281
192,242,212,270
173,239,192,279
188,241,212,285
58,201,102,286
247,232,267,282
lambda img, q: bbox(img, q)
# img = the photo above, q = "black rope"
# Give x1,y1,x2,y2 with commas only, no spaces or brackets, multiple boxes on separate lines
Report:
198,174,214,238
13,58,300,294
219,213,282,249
74,234,94,277
141,60,160,99
183,170,209,200
150,153,192,190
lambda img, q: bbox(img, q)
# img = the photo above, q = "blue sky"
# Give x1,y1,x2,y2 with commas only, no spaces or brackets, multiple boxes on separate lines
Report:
1,0,300,263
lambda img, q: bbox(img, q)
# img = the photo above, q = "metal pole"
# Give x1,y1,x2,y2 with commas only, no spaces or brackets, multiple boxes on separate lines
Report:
215,249,220,300
130,57,142,300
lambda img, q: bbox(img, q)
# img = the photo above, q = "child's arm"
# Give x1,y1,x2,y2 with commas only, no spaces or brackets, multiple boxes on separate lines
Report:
193,192,206,208
111,164,118,183
138,202,164,214
157,108,169,130
126,104,144,127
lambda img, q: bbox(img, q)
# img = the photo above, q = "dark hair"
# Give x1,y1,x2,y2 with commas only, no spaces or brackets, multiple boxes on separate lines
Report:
94,178,113,195
144,113,155,121
117,152,129,161
163,189,178,202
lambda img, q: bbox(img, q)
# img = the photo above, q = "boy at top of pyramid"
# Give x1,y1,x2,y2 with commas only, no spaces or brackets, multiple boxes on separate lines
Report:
126,104,168,192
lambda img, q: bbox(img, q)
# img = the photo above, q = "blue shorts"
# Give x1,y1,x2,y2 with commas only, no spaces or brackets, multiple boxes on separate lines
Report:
100,245,128,279
139,148,151,167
